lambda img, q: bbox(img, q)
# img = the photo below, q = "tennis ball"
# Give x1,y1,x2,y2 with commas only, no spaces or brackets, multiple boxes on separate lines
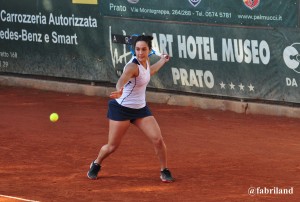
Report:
50,113,59,122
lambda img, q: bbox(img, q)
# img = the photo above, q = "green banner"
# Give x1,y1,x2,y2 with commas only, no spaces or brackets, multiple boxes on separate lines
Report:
100,0,298,28
104,18,300,103
0,0,106,81
1,0,300,104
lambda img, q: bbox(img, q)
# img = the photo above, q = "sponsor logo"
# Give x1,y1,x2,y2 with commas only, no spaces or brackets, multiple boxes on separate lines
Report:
127,0,139,4
72,0,98,5
189,0,202,7
243,0,260,10
283,43,300,74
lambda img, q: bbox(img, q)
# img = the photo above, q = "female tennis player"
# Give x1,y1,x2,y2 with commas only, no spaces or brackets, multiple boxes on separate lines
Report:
87,35,174,183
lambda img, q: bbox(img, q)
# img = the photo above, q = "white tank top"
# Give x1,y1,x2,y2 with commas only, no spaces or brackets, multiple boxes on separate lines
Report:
116,57,150,109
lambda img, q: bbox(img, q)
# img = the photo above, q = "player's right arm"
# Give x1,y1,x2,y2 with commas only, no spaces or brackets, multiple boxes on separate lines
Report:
109,63,138,99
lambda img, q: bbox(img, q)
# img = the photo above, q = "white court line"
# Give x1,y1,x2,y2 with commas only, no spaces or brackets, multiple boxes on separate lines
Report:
0,194,39,202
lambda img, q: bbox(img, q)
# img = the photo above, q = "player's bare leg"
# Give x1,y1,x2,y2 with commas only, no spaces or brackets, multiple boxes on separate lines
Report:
87,120,130,179
96,120,130,164
134,116,167,168
134,116,174,182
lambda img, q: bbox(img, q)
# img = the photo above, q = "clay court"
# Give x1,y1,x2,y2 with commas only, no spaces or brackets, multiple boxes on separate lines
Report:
0,86,299,202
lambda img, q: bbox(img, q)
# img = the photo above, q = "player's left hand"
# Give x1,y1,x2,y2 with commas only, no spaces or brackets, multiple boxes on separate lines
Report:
161,54,170,63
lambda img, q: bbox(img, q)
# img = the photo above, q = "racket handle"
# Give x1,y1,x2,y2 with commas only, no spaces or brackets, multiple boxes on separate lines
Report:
163,54,169,59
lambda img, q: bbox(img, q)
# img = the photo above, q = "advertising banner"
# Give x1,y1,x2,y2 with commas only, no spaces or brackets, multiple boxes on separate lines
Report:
104,18,300,103
100,0,298,28
1,1,299,104
0,0,106,81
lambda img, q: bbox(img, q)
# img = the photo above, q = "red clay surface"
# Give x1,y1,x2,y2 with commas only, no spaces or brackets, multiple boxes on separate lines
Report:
0,86,300,202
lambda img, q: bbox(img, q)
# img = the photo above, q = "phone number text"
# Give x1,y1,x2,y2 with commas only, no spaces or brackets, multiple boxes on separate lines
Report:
171,10,232,19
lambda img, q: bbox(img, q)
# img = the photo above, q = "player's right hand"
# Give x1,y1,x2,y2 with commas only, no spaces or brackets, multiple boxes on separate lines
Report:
109,87,123,99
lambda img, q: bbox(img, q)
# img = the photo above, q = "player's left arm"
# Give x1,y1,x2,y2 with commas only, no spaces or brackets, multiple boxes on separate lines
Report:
150,54,170,76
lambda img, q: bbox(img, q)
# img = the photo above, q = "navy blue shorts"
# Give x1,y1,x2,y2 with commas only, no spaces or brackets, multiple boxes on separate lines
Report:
107,99,152,123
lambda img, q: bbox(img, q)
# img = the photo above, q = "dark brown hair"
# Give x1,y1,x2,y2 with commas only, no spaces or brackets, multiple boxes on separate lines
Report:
133,35,153,50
